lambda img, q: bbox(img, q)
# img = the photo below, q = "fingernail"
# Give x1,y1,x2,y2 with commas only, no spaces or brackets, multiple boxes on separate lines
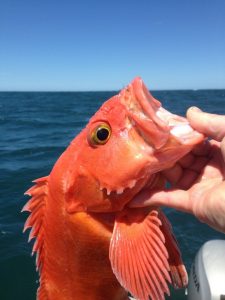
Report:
189,106,202,112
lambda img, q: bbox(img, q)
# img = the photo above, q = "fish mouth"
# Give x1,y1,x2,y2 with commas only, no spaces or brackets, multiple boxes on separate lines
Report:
110,77,204,209
120,77,203,149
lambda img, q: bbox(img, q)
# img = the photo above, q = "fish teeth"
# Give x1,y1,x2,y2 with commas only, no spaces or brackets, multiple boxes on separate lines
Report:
128,180,137,189
106,188,112,196
116,187,124,195
100,185,134,196
99,185,111,195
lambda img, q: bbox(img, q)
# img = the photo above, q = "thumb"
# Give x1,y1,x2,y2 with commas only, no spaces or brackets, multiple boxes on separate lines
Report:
129,188,193,214
221,136,225,163
187,107,225,142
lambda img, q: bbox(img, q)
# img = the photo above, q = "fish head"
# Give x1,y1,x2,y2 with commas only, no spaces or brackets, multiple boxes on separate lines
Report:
53,77,204,213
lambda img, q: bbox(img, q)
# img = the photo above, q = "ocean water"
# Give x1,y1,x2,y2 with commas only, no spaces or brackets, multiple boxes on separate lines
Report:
0,89,225,300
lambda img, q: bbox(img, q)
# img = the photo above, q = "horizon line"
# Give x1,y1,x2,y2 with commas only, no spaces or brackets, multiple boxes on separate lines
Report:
0,87,225,93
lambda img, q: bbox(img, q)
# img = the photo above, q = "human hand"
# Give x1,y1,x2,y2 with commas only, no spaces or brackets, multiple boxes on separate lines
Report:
130,108,225,233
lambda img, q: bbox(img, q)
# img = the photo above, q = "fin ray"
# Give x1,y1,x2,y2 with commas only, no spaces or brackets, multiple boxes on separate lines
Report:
159,212,188,288
109,208,171,300
23,176,48,271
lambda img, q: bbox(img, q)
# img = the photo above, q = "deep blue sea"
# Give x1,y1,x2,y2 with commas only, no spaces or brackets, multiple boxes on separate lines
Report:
1,89,225,300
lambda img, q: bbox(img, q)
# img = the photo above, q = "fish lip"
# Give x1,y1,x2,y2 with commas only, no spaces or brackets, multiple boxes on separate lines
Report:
119,82,169,149
120,78,169,130
121,78,204,149
127,104,204,149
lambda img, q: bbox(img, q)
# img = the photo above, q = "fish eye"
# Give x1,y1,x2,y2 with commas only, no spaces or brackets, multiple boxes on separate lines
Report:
90,123,111,145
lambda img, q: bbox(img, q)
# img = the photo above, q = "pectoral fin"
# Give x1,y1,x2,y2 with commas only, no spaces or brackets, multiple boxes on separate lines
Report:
159,212,188,288
109,208,171,300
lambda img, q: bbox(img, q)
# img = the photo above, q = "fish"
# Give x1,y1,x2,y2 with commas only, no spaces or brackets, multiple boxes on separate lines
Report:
23,77,204,300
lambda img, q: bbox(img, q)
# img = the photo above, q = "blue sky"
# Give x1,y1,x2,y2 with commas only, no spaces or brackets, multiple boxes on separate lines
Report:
0,0,225,91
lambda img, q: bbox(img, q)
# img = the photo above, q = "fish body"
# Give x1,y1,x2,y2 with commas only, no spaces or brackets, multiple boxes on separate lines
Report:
23,78,203,300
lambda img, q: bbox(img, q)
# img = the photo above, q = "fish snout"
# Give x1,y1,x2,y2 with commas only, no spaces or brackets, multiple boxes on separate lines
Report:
121,77,204,149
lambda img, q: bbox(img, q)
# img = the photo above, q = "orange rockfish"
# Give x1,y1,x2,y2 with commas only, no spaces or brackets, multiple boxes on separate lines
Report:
23,77,203,300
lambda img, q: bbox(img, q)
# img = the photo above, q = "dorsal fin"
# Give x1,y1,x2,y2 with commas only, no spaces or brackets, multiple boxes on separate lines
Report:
22,176,48,271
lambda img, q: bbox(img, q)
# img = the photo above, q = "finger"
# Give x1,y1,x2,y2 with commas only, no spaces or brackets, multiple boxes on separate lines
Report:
221,136,225,163
191,140,211,156
129,188,192,214
208,139,221,148
174,157,209,189
162,163,183,185
179,142,210,168
187,107,225,142
189,156,209,173
176,169,199,189
179,153,195,168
